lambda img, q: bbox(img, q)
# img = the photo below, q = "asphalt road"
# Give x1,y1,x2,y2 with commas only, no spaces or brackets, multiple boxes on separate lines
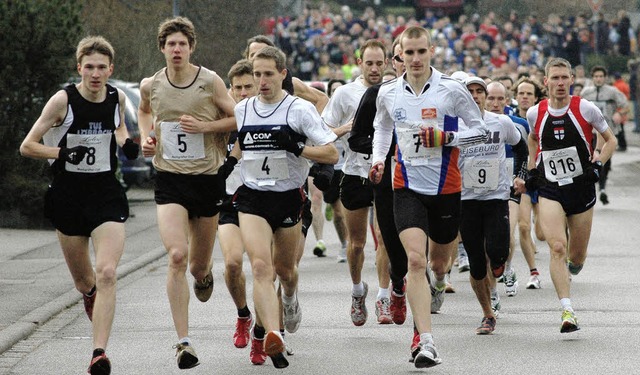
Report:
1,139,639,375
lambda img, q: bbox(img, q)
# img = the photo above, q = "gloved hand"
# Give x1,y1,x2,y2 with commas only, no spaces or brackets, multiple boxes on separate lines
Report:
310,163,334,191
369,161,384,184
274,131,305,157
58,145,89,165
122,138,140,160
524,168,546,191
584,161,602,183
419,126,449,148
218,156,238,179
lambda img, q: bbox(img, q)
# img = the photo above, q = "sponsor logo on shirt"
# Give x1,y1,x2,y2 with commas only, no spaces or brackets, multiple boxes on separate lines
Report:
422,108,437,119
554,127,565,140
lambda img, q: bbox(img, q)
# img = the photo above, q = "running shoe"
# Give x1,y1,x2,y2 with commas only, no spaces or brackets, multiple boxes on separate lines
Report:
475,316,496,335
193,270,214,302
173,342,199,369
264,331,288,368
390,286,407,325
445,273,455,293
250,335,267,365
458,256,470,272
599,191,609,205
285,341,294,356
414,341,442,368
88,353,111,375
504,269,518,297
83,290,96,322
491,294,501,318
375,297,393,324
313,240,327,257
567,260,583,276
526,274,541,289
560,310,580,333
337,246,347,263
282,294,302,333
350,282,368,326
233,315,253,348
409,328,420,362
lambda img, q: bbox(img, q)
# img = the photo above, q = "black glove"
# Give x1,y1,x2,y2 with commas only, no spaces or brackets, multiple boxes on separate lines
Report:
219,156,238,179
310,163,334,191
584,161,602,183
524,168,546,191
58,145,89,165
274,131,305,157
122,138,140,160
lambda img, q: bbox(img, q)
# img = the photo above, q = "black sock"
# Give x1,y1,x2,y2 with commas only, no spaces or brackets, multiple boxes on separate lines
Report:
392,280,404,295
93,348,105,358
280,328,285,339
253,325,265,339
85,285,96,297
530,268,539,275
237,306,251,318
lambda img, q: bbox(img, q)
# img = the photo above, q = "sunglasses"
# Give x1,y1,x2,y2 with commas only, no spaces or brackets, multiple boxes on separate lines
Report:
393,55,403,63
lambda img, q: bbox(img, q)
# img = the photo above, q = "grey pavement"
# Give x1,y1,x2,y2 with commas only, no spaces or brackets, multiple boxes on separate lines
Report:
1,131,640,374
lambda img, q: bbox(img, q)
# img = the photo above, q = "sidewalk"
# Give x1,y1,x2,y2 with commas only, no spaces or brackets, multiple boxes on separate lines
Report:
0,188,163,354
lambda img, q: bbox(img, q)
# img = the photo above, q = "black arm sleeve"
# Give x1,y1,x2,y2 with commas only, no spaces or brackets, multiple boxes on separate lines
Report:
512,135,529,179
348,84,381,154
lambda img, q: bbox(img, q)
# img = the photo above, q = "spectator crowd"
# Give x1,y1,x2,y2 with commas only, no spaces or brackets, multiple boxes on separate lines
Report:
259,4,637,83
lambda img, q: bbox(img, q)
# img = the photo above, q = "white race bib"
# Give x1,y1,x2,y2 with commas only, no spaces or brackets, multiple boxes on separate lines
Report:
65,133,111,173
463,158,500,190
243,150,289,186
506,158,514,186
541,146,583,186
160,121,205,160
396,122,439,166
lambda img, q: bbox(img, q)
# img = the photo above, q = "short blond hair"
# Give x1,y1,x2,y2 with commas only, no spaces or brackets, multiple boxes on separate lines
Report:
76,36,114,65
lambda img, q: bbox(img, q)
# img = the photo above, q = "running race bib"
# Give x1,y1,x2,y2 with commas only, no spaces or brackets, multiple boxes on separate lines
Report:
160,121,205,160
396,122,440,166
463,158,500,190
65,133,111,173
243,150,289,186
541,146,583,186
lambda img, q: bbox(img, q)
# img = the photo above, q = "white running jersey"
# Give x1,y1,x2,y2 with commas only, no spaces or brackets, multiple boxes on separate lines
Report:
373,68,489,195
322,78,372,177
235,93,337,191
459,111,522,200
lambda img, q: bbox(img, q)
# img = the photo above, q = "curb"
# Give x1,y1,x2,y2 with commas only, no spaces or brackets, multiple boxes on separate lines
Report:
0,246,166,354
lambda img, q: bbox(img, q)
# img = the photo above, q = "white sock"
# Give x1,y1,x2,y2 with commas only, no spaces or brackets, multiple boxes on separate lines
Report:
179,337,191,346
560,298,573,312
419,332,434,344
377,287,390,300
352,282,365,296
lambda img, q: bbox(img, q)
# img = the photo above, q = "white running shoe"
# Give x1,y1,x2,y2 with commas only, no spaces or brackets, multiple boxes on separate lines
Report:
282,294,302,333
414,341,442,368
526,274,541,289
504,268,518,297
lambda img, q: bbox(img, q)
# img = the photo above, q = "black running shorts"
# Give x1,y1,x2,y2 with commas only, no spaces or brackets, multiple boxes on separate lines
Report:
154,171,224,218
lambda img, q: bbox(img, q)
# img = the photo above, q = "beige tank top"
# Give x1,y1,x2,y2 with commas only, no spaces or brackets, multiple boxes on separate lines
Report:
150,66,228,175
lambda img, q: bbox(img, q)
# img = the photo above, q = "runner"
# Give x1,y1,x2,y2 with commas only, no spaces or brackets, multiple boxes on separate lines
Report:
20,36,140,375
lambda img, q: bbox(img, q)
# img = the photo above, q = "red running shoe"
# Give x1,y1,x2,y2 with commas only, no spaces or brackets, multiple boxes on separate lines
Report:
250,335,267,365
233,315,253,348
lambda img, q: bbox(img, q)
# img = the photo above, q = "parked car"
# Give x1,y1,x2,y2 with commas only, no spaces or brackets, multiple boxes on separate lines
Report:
108,80,153,188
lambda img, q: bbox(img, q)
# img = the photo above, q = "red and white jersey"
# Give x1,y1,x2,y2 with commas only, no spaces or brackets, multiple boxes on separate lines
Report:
527,96,608,187
373,68,488,195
